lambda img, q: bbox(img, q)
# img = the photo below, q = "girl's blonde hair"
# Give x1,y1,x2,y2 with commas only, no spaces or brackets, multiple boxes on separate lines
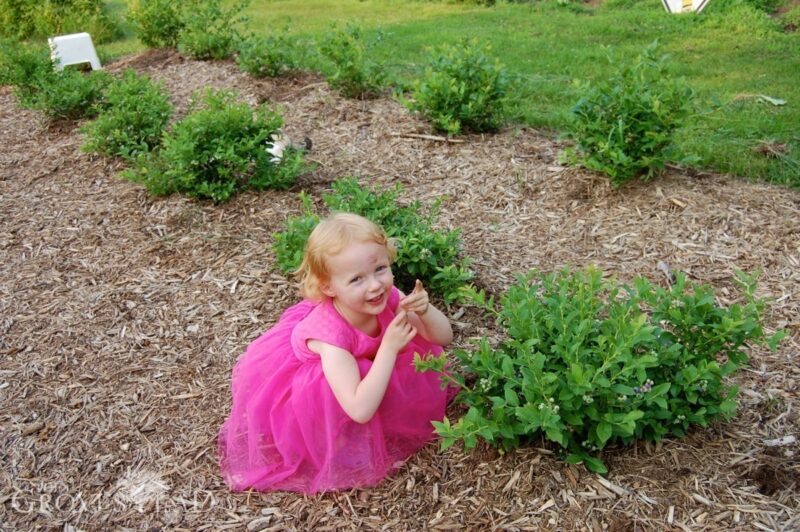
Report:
295,212,397,300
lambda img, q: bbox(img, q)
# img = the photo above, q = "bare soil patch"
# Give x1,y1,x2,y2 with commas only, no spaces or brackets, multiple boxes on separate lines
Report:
1,50,798,530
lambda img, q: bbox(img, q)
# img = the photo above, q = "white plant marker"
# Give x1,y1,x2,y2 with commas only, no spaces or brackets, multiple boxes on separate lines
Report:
48,32,102,71
661,0,711,13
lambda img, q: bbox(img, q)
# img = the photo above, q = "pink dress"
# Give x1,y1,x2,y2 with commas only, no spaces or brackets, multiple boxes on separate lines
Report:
218,287,449,494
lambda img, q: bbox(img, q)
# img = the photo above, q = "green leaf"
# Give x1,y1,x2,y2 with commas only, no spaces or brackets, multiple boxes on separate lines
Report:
596,422,613,446
545,426,568,447
582,455,609,474
432,418,451,433
648,383,670,397
612,384,635,395
719,399,737,415
767,330,787,351
501,356,515,375
464,434,477,449
567,453,608,474
569,363,584,385
478,427,496,441
622,410,644,423
504,386,519,407
565,454,583,465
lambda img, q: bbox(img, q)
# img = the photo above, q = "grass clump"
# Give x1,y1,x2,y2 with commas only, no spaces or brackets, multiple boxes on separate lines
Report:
563,43,695,187
80,69,173,160
405,39,511,136
706,0,785,14
318,25,385,98
781,5,800,29
273,177,472,303
417,267,786,473
123,89,306,202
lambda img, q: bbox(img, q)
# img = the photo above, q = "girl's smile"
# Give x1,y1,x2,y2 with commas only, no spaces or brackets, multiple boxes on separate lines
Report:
366,293,385,305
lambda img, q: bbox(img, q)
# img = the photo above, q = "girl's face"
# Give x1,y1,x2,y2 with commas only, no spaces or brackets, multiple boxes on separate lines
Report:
321,240,394,322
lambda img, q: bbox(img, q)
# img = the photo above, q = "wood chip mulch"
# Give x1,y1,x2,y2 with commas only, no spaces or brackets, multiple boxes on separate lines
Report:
1,50,798,531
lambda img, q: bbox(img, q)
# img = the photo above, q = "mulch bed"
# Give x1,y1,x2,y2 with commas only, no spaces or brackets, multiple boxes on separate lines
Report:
1,50,798,531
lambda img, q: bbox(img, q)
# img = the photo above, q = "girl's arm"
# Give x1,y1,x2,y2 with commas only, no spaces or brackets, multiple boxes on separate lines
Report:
309,310,417,424
399,280,453,346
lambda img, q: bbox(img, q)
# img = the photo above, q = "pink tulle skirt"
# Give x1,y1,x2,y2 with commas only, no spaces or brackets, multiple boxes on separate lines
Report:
218,300,449,494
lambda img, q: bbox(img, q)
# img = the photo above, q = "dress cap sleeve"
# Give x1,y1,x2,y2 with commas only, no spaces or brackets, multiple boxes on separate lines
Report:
291,300,356,362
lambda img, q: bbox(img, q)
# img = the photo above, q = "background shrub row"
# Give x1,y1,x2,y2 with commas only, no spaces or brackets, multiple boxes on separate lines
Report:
126,1,691,185
1,0,695,186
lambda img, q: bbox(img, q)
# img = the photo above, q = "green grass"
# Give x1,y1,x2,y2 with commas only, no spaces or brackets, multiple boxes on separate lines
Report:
97,0,144,62
99,0,800,186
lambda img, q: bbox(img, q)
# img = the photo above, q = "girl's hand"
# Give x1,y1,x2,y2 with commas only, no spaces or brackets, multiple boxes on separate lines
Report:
381,310,417,354
400,279,429,316
397,280,453,347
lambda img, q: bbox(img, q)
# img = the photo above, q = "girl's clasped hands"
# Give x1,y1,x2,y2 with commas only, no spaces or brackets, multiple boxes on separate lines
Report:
382,280,428,353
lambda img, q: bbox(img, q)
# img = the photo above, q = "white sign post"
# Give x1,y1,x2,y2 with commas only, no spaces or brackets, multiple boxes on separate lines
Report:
661,0,711,13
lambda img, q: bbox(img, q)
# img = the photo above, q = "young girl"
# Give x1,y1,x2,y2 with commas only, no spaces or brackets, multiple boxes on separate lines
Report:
218,212,453,494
